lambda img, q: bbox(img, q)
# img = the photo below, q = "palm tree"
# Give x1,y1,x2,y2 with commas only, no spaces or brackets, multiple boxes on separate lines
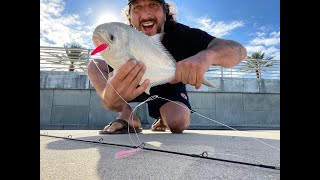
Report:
243,51,274,79
64,43,86,71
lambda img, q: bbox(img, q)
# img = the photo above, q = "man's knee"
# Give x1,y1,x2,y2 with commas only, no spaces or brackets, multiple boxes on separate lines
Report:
87,59,111,81
87,59,108,73
87,60,95,73
167,115,190,133
160,101,191,133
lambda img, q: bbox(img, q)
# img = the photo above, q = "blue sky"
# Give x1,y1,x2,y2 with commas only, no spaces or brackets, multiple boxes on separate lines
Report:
40,0,280,59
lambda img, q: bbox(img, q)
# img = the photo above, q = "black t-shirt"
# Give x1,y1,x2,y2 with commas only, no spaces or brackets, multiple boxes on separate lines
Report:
142,22,215,118
162,22,215,63
148,22,215,95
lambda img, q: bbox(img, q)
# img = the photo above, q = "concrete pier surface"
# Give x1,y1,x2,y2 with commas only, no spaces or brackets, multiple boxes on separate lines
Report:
40,129,280,180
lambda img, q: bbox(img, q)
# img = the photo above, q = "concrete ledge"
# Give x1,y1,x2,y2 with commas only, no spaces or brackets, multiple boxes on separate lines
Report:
186,77,279,93
41,71,280,93
40,71,89,89
40,71,280,130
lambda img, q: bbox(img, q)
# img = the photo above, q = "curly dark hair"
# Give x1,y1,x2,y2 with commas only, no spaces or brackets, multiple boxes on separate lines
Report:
122,2,177,31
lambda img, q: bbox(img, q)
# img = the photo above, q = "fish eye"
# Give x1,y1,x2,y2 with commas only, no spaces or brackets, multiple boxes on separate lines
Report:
110,34,115,41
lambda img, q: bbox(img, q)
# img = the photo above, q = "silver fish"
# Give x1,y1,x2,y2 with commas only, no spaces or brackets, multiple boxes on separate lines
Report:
92,22,218,94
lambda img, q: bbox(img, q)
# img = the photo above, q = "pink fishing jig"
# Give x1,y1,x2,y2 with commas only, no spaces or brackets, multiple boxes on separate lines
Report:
115,148,142,158
91,44,108,55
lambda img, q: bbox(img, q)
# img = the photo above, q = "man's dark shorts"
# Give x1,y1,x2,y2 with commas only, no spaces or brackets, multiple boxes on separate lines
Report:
129,83,192,119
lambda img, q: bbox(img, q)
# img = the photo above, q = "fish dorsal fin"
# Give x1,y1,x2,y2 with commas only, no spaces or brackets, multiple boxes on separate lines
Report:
149,33,176,65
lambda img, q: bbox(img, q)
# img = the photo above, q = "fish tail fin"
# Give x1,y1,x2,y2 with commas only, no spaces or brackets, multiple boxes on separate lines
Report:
203,78,219,88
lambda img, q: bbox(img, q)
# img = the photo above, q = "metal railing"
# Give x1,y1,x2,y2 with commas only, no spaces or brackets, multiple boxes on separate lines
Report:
207,58,280,79
40,46,100,72
40,46,280,79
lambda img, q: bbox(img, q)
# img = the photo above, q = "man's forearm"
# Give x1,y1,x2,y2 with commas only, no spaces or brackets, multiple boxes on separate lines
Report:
201,38,247,68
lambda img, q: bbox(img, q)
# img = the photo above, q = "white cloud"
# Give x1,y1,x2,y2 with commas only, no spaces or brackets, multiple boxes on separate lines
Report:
40,38,50,46
264,46,279,55
245,44,280,60
85,8,93,16
40,0,125,49
273,54,280,60
250,31,280,46
245,45,266,53
195,17,244,37
256,32,266,37
40,0,97,48
40,0,65,17
246,29,280,60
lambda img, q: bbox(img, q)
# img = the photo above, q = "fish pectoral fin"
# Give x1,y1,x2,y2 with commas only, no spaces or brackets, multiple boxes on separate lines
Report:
149,33,176,65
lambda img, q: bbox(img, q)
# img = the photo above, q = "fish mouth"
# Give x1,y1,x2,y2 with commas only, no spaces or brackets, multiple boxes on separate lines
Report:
91,34,109,55
93,33,109,48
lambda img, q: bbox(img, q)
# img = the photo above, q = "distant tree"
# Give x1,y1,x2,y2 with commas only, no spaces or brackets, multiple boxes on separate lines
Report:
64,43,85,71
243,51,274,79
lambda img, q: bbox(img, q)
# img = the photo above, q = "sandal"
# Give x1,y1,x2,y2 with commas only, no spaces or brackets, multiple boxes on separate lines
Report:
99,119,142,134
150,117,169,131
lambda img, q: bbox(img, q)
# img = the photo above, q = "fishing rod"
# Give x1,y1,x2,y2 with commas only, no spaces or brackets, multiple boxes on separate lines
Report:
40,133,280,171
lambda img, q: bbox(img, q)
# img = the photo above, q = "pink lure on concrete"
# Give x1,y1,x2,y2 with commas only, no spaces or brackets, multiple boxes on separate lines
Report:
115,148,142,158
91,44,108,55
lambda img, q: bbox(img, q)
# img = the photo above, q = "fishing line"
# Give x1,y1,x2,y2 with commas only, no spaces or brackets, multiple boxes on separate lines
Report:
92,60,160,148
156,96,280,152
91,59,279,152
46,55,281,168
91,60,128,105
127,95,278,167
127,95,159,147
91,59,147,146
90,58,280,169
89,58,280,170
